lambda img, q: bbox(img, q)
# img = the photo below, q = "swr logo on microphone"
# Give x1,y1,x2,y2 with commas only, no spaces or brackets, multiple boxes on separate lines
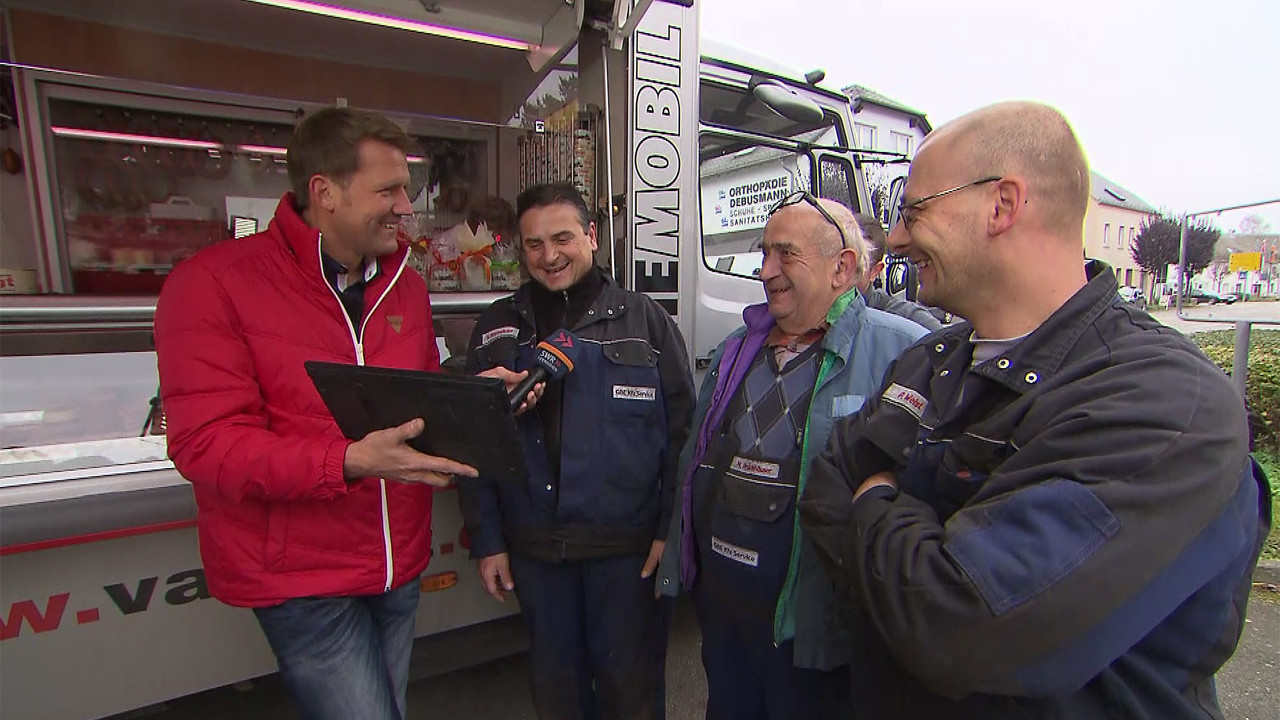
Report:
536,342,575,374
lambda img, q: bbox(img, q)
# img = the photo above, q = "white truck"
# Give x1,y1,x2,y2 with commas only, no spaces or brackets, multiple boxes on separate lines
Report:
0,1,883,717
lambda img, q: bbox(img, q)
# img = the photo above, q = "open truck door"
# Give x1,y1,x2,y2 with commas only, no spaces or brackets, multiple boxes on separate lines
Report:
679,41,871,372
882,173,919,299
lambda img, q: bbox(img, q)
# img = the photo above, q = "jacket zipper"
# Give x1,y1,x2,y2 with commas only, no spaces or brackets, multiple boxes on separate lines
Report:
317,234,411,592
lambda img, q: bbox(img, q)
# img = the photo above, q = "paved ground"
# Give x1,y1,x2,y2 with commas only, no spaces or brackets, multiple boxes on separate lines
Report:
120,588,1279,720
1219,589,1280,720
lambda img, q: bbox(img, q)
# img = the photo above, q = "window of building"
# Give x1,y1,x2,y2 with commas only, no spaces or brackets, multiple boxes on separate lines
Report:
854,123,877,150
890,130,913,156
1104,223,1110,247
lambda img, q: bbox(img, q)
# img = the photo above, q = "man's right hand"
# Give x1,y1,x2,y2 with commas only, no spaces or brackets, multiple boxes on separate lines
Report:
478,552,515,603
343,418,478,488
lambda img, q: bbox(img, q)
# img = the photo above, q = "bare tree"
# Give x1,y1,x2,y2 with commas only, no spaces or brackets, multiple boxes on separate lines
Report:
1238,214,1273,235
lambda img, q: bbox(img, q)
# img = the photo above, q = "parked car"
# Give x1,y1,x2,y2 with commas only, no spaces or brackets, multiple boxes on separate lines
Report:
1189,290,1238,305
1118,286,1146,304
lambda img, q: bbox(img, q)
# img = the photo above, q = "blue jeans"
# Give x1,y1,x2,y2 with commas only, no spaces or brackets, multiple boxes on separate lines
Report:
253,580,420,720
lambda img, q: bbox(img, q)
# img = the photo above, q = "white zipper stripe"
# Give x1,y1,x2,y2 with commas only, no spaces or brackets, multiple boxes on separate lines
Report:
379,480,393,590
360,250,410,346
316,234,363,364
316,234,411,592
364,250,409,592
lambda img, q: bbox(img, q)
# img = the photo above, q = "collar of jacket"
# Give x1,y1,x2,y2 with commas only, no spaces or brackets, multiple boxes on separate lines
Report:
740,287,865,361
933,259,1120,393
270,192,410,293
510,267,630,332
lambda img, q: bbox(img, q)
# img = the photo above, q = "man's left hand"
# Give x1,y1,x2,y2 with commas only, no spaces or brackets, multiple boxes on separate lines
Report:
854,470,897,502
478,366,545,416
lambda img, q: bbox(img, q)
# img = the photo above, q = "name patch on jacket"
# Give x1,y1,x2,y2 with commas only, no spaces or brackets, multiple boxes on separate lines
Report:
613,385,656,401
882,382,927,418
711,536,759,567
730,456,780,480
480,326,519,347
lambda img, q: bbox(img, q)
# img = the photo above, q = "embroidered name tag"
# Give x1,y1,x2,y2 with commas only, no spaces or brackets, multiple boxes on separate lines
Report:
480,326,519,347
730,456,781,480
882,382,927,418
612,385,656,401
712,536,759,568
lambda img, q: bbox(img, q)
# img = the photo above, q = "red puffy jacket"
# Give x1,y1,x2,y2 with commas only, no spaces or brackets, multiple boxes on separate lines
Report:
155,194,438,607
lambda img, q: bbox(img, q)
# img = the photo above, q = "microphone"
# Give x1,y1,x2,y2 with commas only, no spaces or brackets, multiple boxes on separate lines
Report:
507,329,580,412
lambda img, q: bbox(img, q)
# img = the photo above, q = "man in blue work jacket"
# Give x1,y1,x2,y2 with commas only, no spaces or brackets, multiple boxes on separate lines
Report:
461,182,695,720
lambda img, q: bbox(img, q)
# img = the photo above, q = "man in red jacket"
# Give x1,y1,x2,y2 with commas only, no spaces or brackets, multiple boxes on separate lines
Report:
155,106,526,720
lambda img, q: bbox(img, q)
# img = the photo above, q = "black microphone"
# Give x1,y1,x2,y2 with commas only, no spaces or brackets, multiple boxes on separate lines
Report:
507,329,581,412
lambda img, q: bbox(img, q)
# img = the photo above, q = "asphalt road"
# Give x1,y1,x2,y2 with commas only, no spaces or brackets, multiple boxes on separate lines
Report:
1148,300,1280,334
1219,589,1280,720
119,589,1280,720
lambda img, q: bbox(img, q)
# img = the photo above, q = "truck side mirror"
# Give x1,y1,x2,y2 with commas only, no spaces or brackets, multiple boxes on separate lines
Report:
751,79,824,124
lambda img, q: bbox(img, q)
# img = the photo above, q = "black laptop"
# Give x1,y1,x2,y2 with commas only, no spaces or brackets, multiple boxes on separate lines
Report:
305,361,527,482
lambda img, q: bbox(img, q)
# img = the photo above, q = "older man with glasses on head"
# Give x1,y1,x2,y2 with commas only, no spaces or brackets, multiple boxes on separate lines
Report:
656,190,927,720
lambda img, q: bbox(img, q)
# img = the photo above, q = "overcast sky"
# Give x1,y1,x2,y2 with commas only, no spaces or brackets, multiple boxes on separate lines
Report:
699,0,1280,234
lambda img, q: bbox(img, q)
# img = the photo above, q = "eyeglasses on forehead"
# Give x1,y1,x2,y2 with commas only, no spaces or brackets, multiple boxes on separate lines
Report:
768,190,849,250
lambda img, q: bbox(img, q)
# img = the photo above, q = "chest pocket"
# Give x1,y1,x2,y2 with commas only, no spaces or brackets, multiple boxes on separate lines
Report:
929,432,1016,520
473,333,522,372
603,338,660,418
830,394,865,418
698,454,801,618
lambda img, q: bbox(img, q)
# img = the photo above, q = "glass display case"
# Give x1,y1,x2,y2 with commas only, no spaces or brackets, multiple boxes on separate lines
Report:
28,82,501,296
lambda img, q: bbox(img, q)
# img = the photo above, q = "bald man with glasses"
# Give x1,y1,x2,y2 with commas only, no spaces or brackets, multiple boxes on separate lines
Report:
656,191,927,720
800,101,1268,719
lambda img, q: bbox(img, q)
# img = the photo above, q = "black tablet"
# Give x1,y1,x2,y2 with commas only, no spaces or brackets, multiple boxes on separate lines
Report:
304,361,527,482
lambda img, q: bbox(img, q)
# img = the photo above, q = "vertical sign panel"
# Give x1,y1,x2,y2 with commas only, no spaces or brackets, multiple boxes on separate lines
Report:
628,0,699,338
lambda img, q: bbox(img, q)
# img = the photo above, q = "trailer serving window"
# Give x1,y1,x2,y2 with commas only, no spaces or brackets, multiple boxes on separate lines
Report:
17,82,493,298
0,77,498,482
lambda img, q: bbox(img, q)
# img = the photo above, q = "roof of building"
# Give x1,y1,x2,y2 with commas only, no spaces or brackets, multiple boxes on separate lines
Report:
841,84,932,132
1089,171,1157,214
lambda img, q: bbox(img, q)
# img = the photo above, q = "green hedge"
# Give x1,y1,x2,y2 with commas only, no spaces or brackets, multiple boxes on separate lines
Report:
1192,329,1280,454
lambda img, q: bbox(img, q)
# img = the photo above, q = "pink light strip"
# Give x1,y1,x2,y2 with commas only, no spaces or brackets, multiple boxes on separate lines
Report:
237,143,287,156
241,0,536,51
52,126,221,151
51,126,427,163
